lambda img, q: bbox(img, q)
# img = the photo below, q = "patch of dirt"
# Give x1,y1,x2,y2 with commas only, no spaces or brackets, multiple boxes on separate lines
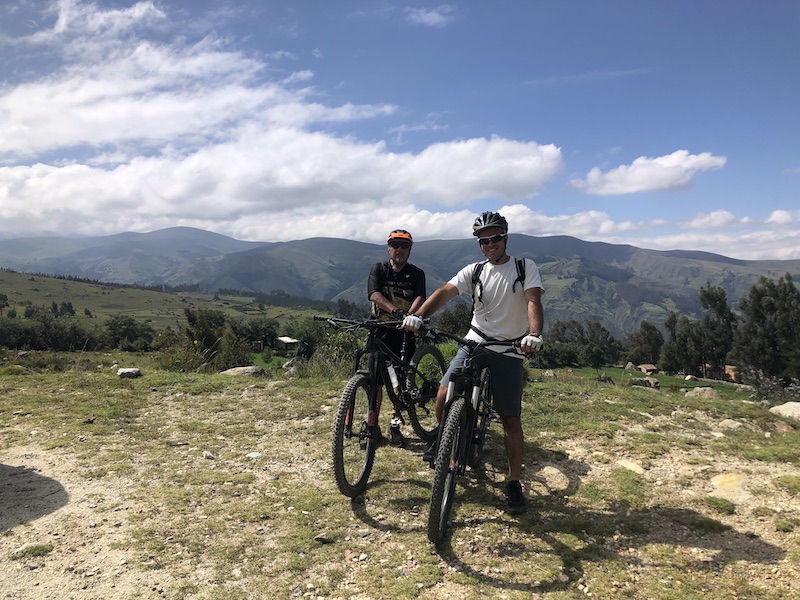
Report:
2,424,799,598
0,445,173,599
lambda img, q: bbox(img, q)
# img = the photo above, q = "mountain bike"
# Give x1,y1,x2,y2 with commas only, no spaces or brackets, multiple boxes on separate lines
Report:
425,330,520,546
314,316,447,498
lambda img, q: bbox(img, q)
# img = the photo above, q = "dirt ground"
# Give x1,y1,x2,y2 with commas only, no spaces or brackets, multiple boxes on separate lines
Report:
2,434,800,599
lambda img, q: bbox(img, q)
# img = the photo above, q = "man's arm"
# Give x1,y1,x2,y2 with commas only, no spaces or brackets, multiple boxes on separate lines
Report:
413,283,459,319
525,287,544,336
369,291,401,315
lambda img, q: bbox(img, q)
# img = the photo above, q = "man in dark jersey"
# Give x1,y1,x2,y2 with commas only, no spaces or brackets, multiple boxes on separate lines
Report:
368,229,427,446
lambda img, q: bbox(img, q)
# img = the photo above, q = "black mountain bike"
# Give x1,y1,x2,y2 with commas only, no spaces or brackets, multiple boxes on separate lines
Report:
315,316,447,498
425,330,520,546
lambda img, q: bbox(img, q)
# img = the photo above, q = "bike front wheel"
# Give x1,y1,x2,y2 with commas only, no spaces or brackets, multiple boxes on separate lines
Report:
427,397,467,546
468,368,493,469
407,344,446,442
332,373,376,498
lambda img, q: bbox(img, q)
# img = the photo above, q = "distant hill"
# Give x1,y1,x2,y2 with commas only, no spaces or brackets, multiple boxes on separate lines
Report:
1,227,799,336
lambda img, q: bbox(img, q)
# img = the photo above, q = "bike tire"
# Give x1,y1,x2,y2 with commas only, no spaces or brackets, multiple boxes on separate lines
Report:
332,373,376,498
468,368,493,469
427,397,466,546
407,344,446,441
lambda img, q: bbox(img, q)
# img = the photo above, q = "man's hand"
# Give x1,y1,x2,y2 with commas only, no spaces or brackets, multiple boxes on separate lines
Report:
520,334,543,352
391,308,406,320
402,314,424,332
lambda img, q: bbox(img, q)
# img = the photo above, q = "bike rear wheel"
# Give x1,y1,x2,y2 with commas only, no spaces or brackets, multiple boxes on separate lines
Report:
332,373,376,497
407,344,446,441
427,397,466,546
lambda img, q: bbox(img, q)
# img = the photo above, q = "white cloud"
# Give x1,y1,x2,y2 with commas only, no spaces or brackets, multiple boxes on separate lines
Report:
570,150,726,195
679,210,741,229
766,209,794,225
405,6,456,28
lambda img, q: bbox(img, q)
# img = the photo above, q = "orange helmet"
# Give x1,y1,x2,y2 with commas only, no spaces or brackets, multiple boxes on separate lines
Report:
387,229,413,245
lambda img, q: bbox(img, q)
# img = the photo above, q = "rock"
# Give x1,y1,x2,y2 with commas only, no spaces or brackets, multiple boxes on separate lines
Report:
685,387,719,399
770,401,800,421
220,366,265,376
685,374,698,381
630,377,660,389
117,368,141,378
710,473,752,503
719,419,743,430
616,459,645,475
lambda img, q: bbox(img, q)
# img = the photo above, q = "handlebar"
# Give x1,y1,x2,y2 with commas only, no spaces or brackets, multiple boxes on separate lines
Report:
424,327,522,353
313,314,431,333
314,316,521,353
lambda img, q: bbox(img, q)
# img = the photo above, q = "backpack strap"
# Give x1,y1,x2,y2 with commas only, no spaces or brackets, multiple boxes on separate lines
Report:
471,260,488,304
512,258,526,293
472,258,526,303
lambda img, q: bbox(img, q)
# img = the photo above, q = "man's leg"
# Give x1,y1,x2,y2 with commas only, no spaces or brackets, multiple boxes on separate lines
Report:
434,383,447,421
500,415,524,480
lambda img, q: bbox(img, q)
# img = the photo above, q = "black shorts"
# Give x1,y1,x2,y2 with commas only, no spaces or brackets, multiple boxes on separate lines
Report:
440,346,524,417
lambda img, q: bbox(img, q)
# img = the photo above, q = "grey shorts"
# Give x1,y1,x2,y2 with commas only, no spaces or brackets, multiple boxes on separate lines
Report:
440,346,524,417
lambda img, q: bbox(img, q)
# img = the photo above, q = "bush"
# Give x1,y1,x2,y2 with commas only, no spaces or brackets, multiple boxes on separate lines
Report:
740,366,800,405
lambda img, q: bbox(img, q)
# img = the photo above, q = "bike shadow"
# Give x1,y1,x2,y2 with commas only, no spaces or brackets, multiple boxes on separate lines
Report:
0,462,69,533
433,436,787,595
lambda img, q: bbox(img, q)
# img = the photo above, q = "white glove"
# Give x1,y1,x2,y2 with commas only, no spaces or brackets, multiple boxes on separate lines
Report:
402,315,424,331
521,334,543,351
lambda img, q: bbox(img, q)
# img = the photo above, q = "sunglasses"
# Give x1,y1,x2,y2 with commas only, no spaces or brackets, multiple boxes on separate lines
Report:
388,241,411,249
478,234,506,246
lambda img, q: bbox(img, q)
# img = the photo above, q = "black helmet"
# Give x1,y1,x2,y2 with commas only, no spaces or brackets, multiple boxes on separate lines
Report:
472,211,508,236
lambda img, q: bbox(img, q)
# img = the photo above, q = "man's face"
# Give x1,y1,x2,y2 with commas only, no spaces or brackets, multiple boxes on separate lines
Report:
476,227,507,262
388,239,412,267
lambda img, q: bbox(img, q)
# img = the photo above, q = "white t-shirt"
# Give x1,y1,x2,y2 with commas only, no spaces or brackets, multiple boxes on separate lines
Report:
449,256,543,345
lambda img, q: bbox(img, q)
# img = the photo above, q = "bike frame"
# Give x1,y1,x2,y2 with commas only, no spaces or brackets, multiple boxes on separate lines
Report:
430,333,520,472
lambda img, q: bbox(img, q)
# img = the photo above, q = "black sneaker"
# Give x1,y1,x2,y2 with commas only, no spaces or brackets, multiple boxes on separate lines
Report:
505,480,527,515
388,425,406,448
374,429,387,447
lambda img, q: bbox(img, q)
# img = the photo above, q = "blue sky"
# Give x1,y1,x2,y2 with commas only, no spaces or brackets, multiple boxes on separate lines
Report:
1,0,798,260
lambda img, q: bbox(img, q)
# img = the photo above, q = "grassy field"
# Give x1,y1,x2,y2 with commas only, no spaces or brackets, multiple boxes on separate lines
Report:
1,355,799,599
0,269,321,331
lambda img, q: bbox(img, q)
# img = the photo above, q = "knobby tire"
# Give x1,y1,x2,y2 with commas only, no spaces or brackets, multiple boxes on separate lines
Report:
427,397,466,546
332,373,376,497
468,368,493,469
406,344,446,441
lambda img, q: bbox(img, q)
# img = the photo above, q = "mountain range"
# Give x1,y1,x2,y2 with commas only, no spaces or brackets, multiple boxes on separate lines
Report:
1,227,799,336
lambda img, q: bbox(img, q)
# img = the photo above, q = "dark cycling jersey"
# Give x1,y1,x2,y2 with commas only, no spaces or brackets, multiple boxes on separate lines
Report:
368,262,426,320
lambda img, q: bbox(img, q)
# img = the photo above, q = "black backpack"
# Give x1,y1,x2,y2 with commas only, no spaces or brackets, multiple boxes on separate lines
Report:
471,257,527,305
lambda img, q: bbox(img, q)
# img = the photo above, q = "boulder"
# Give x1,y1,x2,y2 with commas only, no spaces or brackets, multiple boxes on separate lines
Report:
220,366,266,377
117,368,142,378
770,401,800,421
685,387,719,399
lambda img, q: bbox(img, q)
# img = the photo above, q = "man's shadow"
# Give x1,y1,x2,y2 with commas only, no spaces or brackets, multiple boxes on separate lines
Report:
0,462,69,533
432,435,787,595
348,433,787,596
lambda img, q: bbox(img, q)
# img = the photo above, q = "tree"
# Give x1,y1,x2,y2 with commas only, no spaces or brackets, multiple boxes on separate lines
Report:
660,312,705,376
104,315,155,351
435,302,471,336
585,320,623,366
0,293,8,316
626,320,664,365
733,273,800,379
698,284,737,379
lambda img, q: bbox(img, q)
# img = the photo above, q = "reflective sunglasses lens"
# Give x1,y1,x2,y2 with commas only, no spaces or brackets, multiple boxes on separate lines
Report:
479,234,504,245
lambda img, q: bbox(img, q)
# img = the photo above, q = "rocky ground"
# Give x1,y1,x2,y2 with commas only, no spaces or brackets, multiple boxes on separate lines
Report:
1,392,799,599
